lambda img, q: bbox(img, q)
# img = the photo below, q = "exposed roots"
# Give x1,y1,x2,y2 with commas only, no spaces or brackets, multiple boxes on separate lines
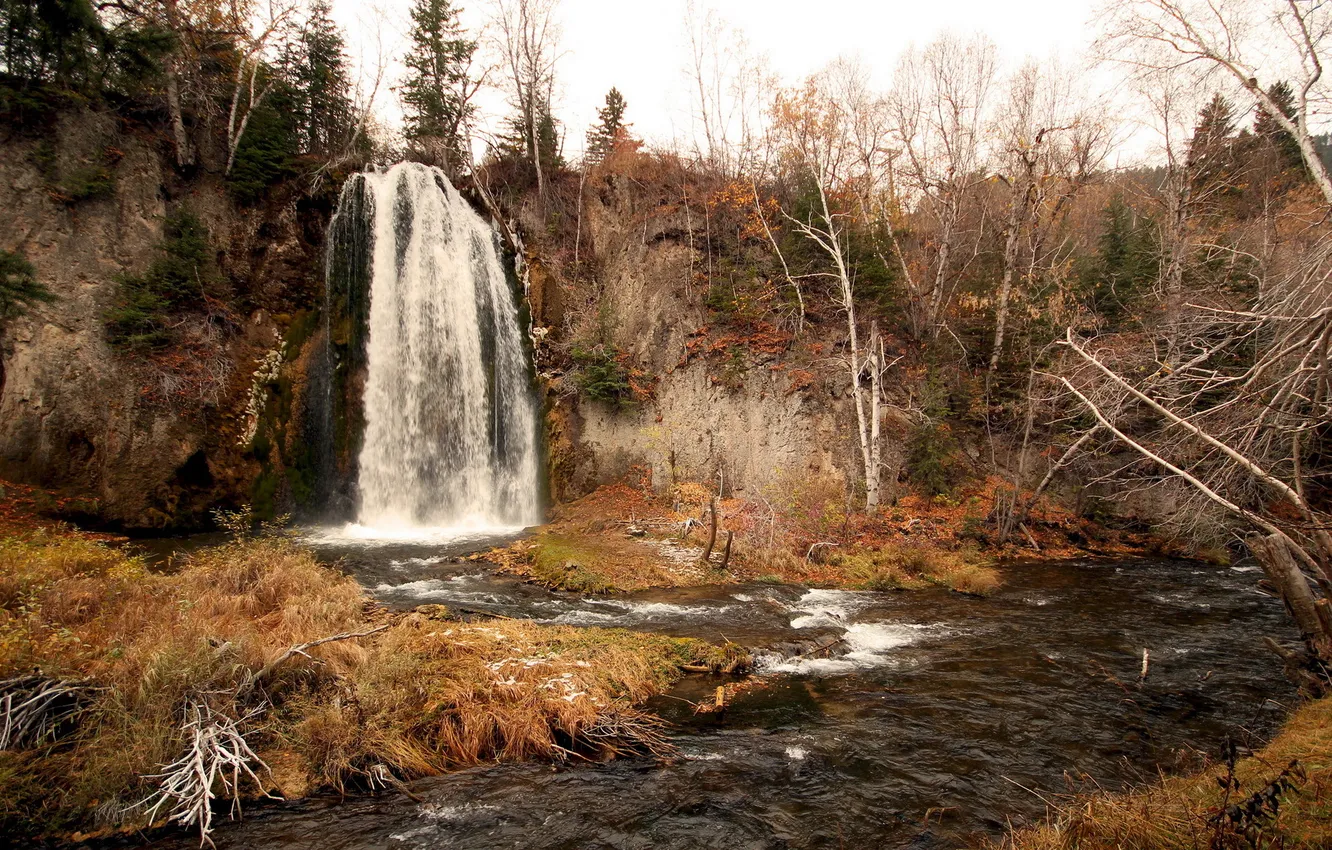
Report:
0,675,99,750
574,706,678,760
138,701,274,846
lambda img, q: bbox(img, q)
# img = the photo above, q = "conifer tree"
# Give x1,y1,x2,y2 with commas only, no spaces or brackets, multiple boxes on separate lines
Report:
400,0,478,174
292,0,353,157
585,86,628,163
0,249,54,322
1186,92,1237,191
1081,195,1157,324
1254,81,1304,172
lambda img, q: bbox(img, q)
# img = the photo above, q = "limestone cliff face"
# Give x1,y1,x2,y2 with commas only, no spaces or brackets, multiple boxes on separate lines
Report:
529,171,895,503
0,110,328,528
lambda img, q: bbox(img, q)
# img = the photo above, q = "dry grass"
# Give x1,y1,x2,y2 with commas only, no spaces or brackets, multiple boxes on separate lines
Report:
286,613,738,790
0,532,739,840
995,696,1332,850
780,542,1000,596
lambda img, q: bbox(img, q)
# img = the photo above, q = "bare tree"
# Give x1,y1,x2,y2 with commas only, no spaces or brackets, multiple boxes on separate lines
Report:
492,0,561,198
890,34,999,340
681,1,775,175
988,59,1109,376
771,71,893,511
1101,0,1332,205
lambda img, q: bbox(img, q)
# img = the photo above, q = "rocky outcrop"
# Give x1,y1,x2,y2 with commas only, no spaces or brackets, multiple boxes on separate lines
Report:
0,110,329,528
532,170,886,502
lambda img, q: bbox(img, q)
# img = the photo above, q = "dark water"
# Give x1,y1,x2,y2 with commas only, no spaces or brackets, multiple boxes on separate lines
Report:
137,537,1298,850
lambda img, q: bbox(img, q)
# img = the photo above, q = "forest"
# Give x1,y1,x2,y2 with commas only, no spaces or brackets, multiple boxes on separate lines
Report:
3,0,1332,847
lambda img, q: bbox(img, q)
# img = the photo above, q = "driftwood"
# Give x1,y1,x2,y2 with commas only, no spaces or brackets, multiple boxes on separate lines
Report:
0,676,100,750
139,701,274,846
699,497,719,565
718,530,734,571
792,637,844,659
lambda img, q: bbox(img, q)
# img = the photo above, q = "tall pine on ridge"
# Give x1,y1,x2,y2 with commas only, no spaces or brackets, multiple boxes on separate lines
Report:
400,0,477,175
292,0,354,157
586,87,628,163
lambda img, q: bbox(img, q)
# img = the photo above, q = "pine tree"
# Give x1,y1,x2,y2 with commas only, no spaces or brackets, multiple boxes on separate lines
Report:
1081,195,1157,325
496,95,562,175
0,249,54,322
1254,81,1303,172
292,0,353,157
1186,92,1237,191
0,0,102,87
400,0,477,174
585,87,628,163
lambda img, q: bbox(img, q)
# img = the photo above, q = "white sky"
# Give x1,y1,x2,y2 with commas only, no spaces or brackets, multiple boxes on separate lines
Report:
330,0,1142,161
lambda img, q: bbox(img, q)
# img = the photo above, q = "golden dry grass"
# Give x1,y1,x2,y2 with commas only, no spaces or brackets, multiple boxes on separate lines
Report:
0,532,740,839
739,540,1001,596
995,696,1332,850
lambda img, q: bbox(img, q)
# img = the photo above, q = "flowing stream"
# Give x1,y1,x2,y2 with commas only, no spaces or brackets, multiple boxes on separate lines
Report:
137,541,1298,850
131,165,1299,848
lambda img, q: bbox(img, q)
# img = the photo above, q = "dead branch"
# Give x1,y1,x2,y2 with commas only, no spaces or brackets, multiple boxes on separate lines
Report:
575,707,678,760
244,625,388,694
805,541,839,563
0,676,101,750
138,701,274,845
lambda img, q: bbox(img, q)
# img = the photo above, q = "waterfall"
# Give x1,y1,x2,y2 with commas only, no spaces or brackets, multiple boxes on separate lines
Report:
340,162,540,534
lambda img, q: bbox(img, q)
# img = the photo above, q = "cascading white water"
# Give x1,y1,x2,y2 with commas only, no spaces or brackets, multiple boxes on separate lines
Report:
348,162,540,536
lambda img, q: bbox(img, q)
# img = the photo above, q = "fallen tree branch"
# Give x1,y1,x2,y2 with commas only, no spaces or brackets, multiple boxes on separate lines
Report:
245,626,388,694
0,676,101,750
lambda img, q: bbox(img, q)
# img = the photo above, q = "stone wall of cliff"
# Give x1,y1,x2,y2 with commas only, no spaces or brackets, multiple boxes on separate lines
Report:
0,109,333,529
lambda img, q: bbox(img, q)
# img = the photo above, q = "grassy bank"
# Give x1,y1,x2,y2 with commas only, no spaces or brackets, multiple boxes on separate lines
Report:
995,695,1332,849
0,532,742,841
489,482,1087,596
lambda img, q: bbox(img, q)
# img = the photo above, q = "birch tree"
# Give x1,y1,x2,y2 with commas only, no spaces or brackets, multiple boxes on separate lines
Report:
224,0,300,176
771,72,891,511
1101,0,1332,206
890,34,998,340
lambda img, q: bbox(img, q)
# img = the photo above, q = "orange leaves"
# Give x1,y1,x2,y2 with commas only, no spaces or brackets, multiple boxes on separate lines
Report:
705,181,779,244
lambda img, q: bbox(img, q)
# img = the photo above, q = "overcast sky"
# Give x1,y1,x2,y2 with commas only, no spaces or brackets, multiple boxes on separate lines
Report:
331,0,1134,160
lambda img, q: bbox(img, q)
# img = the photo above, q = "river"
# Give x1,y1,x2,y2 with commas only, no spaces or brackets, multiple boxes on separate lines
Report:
130,535,1296,849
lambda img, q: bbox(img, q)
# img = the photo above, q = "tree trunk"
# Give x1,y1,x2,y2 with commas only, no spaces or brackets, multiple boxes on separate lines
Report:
866,322,883,511
990,168,1034,374
165,63,191,168
699,497,719,565
1250,533,1332,660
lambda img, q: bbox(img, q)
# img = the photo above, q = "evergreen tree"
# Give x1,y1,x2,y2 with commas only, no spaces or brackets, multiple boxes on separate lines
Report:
227,76,299,203
495,94,562,176
0,249,54,322
585,86,628,163
1080,195,1157,325
399,0,477,174
1254,81,1303,172
292,0,353,157
0,0,103,87
1186,92,1238,192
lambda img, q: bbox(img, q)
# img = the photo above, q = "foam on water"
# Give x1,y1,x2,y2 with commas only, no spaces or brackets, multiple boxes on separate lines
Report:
539,598,734,626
